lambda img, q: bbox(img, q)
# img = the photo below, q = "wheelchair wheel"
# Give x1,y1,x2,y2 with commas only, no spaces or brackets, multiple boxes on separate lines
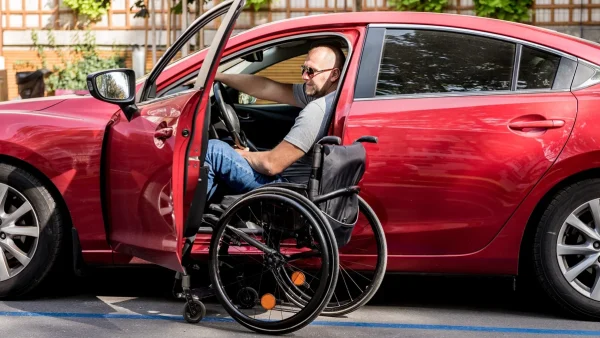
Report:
183,300,206,324
278,195,387,316
208,188,339,335
324,195,387,315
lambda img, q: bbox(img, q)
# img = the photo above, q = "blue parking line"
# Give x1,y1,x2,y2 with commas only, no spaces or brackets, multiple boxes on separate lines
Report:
1,311,599,336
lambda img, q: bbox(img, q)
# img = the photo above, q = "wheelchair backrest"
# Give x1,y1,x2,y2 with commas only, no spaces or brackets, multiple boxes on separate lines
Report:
315,142,367,247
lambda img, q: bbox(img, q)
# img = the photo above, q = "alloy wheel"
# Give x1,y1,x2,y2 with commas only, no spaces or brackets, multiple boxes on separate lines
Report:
0,182,40,281
556,198,600,300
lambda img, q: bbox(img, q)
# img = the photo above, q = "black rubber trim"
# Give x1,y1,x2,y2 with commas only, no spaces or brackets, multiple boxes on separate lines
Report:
354,27,386,99
71,228,86,277
183,165,209,238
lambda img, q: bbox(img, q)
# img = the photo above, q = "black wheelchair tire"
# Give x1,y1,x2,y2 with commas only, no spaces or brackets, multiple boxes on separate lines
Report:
279,195,387,316
208,187,339,335
323,195,387,315
183,300,206,324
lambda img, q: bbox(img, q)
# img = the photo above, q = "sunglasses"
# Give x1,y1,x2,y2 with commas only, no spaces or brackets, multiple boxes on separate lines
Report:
301,65,336,78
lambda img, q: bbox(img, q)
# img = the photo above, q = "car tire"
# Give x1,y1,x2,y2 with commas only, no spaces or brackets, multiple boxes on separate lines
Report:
0,163,67,299
533,178,600,320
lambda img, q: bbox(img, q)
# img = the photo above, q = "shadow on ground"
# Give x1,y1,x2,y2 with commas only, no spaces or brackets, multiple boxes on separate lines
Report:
27,264,562,321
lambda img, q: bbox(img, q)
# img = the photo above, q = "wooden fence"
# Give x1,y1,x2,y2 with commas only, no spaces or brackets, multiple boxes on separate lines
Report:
3,0,600,32
2,0,600,99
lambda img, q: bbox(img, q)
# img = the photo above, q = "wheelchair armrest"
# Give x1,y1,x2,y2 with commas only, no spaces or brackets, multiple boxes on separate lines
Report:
317,136,341,145
355,136,378,144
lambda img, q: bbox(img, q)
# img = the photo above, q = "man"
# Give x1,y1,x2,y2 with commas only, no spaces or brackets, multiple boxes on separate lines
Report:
205,44,346,200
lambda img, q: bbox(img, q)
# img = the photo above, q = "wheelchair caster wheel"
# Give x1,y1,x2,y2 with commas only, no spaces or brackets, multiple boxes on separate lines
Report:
237,287,258,309
183,300,206,324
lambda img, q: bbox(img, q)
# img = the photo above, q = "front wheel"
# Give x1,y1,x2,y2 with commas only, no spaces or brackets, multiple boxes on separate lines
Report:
0,163,67,299
183,300,206,324
533,179,600,320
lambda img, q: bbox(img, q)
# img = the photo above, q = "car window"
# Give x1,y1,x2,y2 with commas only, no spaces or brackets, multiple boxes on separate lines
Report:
517,46,561,90
249,54,306,104
375,29,516,96
138,8,229,103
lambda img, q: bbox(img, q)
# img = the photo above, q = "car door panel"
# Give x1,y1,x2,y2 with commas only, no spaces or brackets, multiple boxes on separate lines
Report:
106,91,198,272
345,92,577,256
106,0,244,271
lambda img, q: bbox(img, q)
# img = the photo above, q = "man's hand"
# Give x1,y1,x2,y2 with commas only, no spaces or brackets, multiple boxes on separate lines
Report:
234,141,304,176
235,146,250,158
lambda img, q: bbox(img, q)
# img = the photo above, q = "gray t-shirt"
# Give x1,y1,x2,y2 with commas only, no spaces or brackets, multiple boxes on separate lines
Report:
281,83,335,183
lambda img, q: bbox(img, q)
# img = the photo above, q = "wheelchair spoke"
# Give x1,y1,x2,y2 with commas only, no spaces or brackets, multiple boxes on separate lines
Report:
339,264,374,283
340,265,364,294
338,265,353,302
339,260,377,269
284,262,320,282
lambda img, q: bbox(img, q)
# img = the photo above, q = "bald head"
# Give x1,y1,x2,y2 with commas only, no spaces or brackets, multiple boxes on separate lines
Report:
308,44,346,70
302,44,345,97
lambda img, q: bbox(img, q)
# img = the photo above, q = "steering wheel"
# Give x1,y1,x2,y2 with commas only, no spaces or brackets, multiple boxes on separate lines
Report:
213,81,257,151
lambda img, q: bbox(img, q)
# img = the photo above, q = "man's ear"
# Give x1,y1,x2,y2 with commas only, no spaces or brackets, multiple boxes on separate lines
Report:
331,68,341,81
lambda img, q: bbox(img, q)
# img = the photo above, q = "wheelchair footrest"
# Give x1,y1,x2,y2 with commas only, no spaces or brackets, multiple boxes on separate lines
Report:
209,203,225,214
201,214,220,229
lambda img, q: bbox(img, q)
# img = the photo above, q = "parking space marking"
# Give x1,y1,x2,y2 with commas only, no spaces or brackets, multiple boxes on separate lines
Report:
0,310,600,335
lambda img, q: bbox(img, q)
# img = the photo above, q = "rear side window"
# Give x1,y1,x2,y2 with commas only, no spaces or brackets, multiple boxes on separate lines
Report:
375,29,516,96
517,46,561,90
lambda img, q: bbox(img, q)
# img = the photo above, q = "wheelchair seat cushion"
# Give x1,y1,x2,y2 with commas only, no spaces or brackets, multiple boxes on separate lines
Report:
318,142,367,248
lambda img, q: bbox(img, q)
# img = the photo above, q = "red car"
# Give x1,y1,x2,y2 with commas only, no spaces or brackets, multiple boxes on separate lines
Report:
2,6,600,321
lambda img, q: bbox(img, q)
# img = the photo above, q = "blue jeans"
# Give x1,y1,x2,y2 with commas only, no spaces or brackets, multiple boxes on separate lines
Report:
204,139,285,201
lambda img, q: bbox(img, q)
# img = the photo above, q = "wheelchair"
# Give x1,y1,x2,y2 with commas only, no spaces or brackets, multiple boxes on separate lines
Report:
176,135,387,335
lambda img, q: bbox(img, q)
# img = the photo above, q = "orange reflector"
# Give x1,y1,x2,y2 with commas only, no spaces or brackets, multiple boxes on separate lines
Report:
261,293,276,310
291,271,305,286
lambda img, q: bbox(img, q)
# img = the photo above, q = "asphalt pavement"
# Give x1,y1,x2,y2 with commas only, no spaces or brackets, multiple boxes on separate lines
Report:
2,266,600,337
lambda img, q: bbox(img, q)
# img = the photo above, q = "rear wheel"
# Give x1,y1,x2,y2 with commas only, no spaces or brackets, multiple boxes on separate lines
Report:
281,195,387,316
0,163,66,299
533,179,600,319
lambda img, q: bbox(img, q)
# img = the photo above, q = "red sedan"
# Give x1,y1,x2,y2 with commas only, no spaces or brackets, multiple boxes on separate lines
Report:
1,7,600,321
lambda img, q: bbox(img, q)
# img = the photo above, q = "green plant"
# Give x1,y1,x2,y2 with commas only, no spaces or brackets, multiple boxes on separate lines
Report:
31,29,125,93
388,0,448,13
474,0,533,22
131,0,271,18
63,0,111,23
245,0,271,11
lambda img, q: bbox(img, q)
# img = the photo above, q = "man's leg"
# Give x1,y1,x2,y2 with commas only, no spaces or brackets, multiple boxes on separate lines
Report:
205,139,283,200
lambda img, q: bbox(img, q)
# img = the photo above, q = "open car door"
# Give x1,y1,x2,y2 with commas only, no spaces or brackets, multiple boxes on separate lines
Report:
89,0,245,272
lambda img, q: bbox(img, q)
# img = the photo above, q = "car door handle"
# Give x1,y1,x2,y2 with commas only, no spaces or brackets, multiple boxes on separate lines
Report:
508,119,565,129
154,127,173,139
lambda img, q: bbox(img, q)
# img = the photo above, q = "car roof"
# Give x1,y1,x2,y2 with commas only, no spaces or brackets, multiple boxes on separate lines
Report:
234,11,600,65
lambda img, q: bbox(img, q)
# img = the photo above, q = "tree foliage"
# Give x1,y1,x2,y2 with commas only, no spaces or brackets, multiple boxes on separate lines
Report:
63,0,111,22
31,30,125,92
473,0,533,23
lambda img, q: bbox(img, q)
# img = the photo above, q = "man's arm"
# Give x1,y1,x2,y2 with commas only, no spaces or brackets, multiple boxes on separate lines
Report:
215,73,299,107
235,141,304,176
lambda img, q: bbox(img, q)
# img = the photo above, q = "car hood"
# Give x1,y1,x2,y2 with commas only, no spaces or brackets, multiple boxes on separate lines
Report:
0,95,68,111
0,94,120,124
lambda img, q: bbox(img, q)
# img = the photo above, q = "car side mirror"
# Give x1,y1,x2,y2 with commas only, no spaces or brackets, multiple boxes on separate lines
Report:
87,69,139,121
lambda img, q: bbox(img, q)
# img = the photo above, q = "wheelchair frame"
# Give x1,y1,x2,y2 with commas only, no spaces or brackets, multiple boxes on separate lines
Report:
174,135,383,334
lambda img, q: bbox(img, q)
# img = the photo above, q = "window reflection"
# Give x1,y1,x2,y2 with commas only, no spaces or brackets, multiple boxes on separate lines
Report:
376,29,516,96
